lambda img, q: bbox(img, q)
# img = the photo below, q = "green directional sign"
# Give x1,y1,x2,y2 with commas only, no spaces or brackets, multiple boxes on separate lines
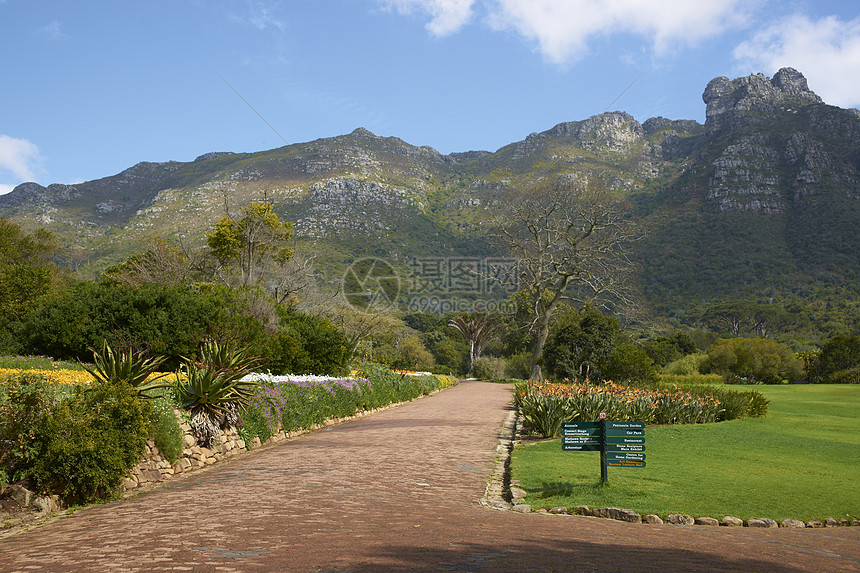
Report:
562,422,601,451
561,420,647,480
606,422,644,430
607,458,646,468
604,429,644,438
607,445,645,453
606,451,645,461
608,437,644,446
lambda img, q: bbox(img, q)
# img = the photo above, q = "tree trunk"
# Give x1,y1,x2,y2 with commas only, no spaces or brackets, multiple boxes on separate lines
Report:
528,306,553,380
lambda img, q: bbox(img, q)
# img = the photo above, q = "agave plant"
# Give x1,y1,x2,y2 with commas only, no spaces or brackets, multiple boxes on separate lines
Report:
82,340,172,398
176,341,260,447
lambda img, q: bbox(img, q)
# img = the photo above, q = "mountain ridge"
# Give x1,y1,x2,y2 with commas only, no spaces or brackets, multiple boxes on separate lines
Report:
2,67,858,334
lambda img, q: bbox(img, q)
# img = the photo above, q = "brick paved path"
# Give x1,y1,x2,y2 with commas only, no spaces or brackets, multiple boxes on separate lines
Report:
1,381,858,572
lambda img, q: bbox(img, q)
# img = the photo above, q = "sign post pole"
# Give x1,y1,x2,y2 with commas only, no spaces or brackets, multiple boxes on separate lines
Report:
599,412,608,483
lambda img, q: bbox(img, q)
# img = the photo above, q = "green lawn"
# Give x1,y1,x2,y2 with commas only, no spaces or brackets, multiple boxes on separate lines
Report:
510,385,859,521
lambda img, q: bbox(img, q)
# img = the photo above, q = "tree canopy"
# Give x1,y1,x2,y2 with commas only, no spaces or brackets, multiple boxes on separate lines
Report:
206,201,294,288
0,218,63,329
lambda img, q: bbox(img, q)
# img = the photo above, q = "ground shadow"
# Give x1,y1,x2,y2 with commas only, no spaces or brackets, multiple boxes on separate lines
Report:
315,537,824,572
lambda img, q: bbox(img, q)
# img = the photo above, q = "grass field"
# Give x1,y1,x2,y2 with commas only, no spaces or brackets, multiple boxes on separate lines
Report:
510,385,859,522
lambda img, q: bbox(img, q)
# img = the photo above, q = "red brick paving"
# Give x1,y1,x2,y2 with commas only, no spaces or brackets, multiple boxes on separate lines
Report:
1,381,858,572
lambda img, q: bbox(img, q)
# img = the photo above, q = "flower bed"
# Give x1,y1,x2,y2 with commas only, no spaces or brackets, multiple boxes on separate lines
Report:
235,365,457,448
514,380,767,438
0,368,181,386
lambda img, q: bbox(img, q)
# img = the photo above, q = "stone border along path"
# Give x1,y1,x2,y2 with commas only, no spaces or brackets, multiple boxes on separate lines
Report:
0,381,857,572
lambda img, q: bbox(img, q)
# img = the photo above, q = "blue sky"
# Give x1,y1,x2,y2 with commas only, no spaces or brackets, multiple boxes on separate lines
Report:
1,0,859,194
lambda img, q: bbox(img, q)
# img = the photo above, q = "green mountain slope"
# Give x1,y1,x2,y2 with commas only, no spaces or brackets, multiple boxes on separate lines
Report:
2,68,858,334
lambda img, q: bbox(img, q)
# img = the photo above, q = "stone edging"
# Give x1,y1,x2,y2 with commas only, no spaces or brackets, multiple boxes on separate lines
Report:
481,409,859,529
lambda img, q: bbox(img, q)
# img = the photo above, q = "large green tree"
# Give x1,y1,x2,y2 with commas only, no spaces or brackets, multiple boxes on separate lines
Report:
207,201,295,289
815,335,860,383
0,218,63,329
542,305,619,381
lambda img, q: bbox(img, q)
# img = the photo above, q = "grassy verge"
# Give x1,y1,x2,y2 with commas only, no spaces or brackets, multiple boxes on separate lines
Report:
510,385,859,521
0,355,88,370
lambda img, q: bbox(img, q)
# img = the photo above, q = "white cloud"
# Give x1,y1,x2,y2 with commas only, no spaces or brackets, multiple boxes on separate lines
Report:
35,19,69,40
380,0,754,61
733,14,860,109
380,0,476,36
245,0,285,31
0,135,42,194
227,0,285,31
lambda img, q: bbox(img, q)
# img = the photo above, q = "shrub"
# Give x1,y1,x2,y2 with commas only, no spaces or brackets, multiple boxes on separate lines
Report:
603,343,659,385
814,335,860,383
0,372,61,484
16,282,269,368
827,366,860,384
707,337,804,384
471,356,506,380
505,353,532,380
543,306,619,381
149,397,184,464
263,308,351,375
29,380,151,503
663,352,709,375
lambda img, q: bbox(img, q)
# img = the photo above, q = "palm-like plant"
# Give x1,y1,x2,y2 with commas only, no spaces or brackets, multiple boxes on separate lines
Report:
82,340,172,398
176,340,261,447
448,314,499,374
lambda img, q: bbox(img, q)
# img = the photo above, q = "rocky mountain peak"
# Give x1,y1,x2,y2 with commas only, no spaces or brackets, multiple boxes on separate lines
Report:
350,127,378,138
194,151,236,162
703,68,823,134
539,112,644,153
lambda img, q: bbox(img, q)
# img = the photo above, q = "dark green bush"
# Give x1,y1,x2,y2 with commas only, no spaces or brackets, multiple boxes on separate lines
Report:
471,356,506,380
15,282,269,369
29,380,152,503
603,342,659,385
828,366,860,384
814,335,860,383
542,306,618,381
262,307,351,376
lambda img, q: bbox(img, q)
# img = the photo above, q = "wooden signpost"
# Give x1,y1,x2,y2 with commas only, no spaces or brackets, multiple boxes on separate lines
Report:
562,414,645,483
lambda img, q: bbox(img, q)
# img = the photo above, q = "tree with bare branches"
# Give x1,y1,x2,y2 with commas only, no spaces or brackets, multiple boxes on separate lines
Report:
491,179,640,380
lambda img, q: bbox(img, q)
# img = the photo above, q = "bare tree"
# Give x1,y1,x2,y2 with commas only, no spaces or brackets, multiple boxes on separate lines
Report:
268,251,318,306
491,179,640,380
105,237,204,287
